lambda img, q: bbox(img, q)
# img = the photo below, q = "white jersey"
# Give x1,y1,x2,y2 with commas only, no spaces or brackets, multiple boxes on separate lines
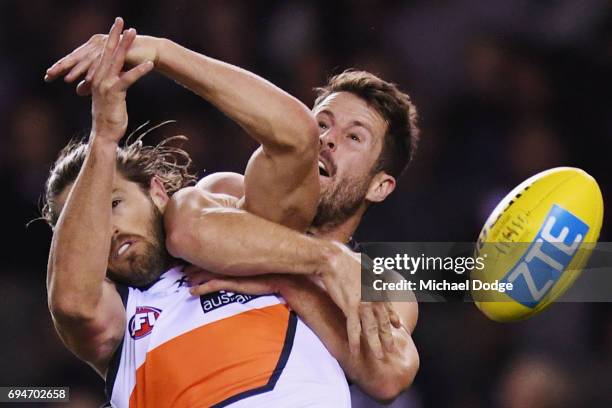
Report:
106,267,350,407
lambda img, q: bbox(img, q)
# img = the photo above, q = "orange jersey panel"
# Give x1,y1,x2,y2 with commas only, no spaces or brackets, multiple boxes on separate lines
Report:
128,304,295,408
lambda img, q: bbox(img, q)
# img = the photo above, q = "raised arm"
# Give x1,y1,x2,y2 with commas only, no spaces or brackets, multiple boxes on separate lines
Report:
155,40,320,229
45,31,320,230
46,20,153,376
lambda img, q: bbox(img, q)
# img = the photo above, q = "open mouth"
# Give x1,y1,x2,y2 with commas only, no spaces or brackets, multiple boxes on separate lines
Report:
113,239,136,259
117,242,132,257
318,160,330,177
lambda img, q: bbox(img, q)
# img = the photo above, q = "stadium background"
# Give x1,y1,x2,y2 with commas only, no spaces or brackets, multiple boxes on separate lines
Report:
1,0,610,406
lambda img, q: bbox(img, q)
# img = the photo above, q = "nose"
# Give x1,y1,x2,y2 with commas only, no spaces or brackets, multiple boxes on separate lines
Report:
319,131,337,152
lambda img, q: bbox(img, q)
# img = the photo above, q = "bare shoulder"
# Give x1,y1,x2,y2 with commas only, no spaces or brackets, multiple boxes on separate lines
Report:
196,172,245,198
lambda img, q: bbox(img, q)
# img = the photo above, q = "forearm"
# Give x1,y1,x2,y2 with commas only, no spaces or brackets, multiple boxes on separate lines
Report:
47,136,117,316
153,38,317,152
165,188,338,277
279,276,419,401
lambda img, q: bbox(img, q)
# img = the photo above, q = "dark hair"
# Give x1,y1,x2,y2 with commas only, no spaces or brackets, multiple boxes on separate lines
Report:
314,69,420,178
42,125,197,227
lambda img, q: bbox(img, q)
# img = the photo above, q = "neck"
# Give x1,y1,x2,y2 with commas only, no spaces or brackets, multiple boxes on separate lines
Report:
308,208,365,243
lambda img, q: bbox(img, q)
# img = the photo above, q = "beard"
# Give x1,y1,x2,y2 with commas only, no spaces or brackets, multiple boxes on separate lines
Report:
312,174,371,230
107,204,170,288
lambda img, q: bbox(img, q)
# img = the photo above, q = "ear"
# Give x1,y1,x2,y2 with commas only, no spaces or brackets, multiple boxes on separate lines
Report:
365,172,396,203
149,176,170,211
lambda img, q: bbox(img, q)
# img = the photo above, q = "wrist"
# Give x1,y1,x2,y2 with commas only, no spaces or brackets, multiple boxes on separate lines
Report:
275,275,299,297
126,35,166,67
149,36,168,66
153,37,174,71
89,134,119,153
316,240,344,279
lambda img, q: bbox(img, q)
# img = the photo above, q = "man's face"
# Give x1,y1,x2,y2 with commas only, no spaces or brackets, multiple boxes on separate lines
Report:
312,91,388,228
55,173,169,287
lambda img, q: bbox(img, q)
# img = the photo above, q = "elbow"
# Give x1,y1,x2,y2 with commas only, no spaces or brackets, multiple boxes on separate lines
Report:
165,227,199,260
46,266,96,323
296,108,320,149
164,188,222,261
294,109,320,156
48,292,96,323
165,216,197,260
371,385,403,405
372,363,419,404
164,188,201,259
368,343,420,403
392,354,420,400
165,230,186,259
277,106,319,157
164,217,185,260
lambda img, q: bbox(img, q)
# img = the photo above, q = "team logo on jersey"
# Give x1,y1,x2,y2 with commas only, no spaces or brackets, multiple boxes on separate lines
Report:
199,291,261,313
129,306,162,339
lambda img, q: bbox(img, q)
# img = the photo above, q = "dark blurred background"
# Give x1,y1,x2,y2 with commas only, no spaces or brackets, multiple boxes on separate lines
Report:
1,0,611,407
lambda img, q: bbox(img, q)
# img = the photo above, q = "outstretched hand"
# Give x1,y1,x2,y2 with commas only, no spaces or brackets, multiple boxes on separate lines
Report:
45,18,157,97
79,18,154,142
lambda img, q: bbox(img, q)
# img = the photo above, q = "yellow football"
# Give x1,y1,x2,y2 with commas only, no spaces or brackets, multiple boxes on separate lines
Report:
472,167,604,322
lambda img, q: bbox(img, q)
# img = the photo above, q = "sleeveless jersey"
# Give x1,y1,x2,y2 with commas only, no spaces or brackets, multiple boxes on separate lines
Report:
106,267,350,407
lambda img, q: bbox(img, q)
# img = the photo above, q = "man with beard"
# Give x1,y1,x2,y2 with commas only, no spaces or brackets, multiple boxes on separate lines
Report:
45,19,414,407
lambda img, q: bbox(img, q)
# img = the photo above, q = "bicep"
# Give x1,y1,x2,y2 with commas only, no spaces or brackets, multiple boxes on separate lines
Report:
242,146,319,231
51,279,126,377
